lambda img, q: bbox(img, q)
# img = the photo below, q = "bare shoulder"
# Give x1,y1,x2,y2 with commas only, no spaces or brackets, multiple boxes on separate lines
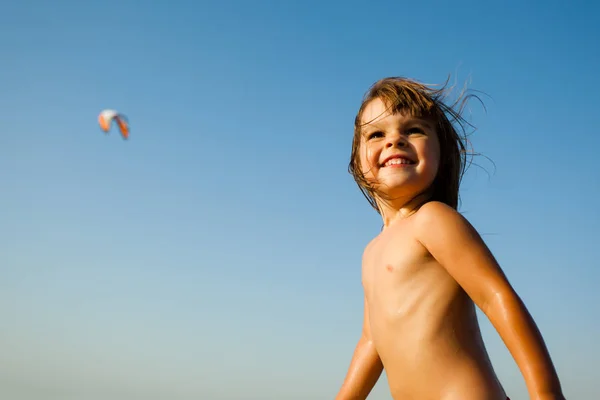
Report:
411,201,488,261
362,232,383,258
411,201,509,301
414,200,464,222
412,201,475,238
361,234,385,284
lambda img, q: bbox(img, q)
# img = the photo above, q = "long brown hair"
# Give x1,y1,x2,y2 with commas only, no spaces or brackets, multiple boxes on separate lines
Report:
349,76,482,213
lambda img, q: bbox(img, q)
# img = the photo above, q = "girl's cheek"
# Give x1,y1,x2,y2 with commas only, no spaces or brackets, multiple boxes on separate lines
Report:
365,146,375,164
362,147,375,173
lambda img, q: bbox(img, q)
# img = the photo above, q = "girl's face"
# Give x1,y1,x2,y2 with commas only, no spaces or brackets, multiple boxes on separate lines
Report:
359,98,441,202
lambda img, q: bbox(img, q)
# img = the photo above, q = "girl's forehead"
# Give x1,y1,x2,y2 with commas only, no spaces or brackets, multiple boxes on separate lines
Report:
360,98,390,123
360,98,433,129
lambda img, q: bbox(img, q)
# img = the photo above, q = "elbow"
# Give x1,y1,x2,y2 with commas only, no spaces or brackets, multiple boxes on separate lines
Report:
480,286,522,319
356,331,377,356
359,333,375,348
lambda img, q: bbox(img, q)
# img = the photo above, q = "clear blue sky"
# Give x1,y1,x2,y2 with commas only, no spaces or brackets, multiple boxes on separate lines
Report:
2,0,598,398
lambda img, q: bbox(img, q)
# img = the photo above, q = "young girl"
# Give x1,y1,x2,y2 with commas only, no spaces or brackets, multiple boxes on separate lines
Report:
335,77,565,400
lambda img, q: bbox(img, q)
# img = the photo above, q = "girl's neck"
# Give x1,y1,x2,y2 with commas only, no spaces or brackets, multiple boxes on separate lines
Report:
378,190,433,228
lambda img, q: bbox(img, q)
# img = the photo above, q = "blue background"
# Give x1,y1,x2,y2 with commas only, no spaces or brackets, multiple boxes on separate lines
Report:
2,0,598,398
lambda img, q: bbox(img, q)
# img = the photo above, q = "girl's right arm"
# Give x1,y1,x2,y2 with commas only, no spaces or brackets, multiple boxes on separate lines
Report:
335,295,383,400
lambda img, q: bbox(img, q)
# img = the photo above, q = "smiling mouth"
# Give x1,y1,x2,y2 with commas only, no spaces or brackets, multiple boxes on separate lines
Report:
382,158,415,167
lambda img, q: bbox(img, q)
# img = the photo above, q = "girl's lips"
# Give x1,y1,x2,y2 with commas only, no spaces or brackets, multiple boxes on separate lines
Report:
381,154,416,167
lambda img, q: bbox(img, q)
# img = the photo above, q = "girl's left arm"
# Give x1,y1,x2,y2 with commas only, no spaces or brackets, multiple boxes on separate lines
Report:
415,201,566,400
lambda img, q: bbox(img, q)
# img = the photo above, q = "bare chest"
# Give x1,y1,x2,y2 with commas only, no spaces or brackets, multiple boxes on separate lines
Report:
361,228,465,352
362,231,434,298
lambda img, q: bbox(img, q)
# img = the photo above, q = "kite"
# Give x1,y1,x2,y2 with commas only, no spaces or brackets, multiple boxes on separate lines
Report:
98,109,129,139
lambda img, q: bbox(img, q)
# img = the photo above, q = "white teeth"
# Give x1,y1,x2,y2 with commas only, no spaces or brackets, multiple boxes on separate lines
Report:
384,158,412,166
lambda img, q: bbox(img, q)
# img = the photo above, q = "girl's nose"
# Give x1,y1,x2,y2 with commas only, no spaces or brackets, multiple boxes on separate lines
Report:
386,134,408,148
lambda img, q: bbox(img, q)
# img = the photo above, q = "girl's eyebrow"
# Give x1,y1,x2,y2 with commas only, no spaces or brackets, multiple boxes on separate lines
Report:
362,117,433,134
362,123,382,132
402,117,434,130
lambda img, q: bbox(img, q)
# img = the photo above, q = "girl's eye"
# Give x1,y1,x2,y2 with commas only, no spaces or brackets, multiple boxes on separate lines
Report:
367,131,384,140
406,127,425,135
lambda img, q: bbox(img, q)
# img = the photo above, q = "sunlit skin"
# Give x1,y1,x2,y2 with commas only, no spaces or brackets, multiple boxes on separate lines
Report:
335,98,565,400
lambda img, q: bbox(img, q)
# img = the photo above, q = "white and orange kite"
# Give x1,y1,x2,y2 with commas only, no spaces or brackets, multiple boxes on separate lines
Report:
98,109,129,139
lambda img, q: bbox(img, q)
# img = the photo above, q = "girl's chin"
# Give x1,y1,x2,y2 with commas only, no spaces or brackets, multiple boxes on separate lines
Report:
374,182,432,199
